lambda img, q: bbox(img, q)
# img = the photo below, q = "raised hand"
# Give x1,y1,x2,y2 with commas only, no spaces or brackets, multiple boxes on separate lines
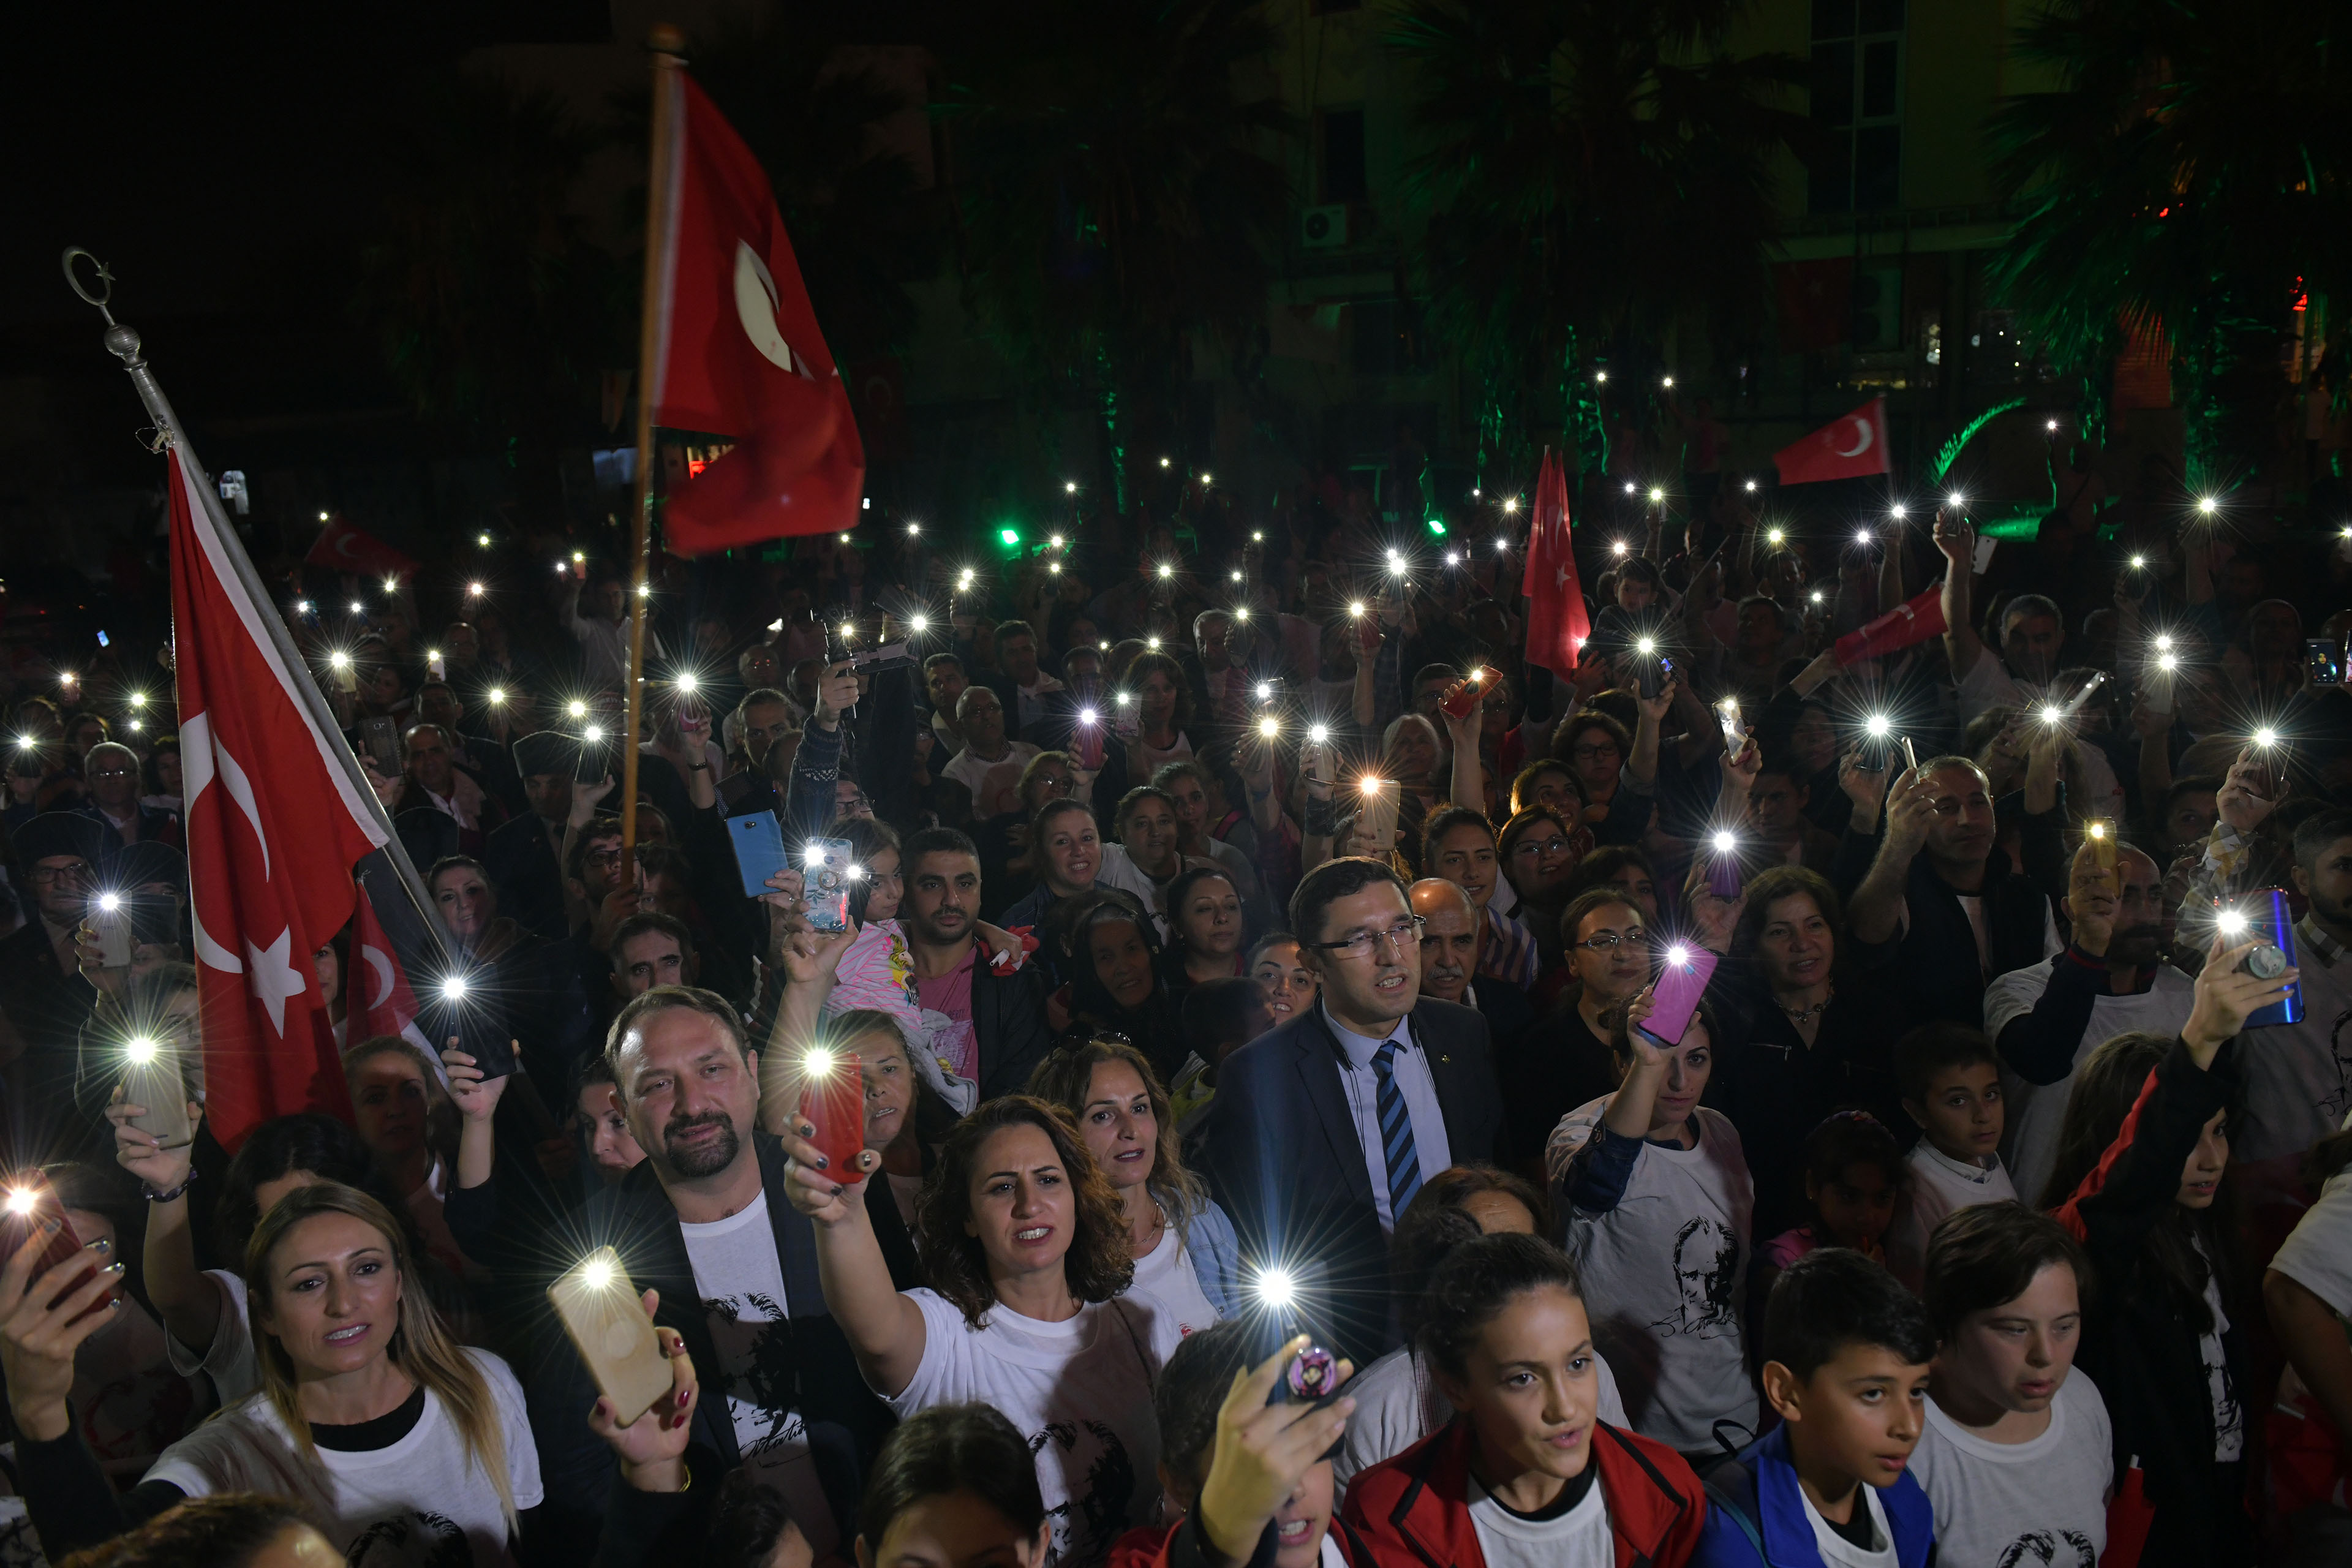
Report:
2182,932,2297,1058
812,662,860,731
442,1043,507,1123
1194,1337,1359,1568
1,1224,124,1441
570,773,618,827
1880,766,1938,853
775,1117,879,1226
585,1288,699,1491
2216,746,2281,834
108,1087,197,1194
2065,859,2120,958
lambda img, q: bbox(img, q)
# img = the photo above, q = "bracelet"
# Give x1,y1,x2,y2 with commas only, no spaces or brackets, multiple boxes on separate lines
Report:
143,1169,197,1204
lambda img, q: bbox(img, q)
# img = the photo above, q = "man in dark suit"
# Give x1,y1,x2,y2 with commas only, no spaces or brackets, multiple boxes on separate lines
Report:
1200,856,1502,1364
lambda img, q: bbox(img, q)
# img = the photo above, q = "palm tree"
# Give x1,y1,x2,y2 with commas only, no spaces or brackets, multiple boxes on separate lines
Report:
1986,0,2351,489
936,0,1291,512
1382,0,1807,482
350,70,625,527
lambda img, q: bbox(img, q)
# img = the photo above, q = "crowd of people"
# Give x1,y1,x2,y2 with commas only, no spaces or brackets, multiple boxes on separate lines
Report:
2,459,2351,1568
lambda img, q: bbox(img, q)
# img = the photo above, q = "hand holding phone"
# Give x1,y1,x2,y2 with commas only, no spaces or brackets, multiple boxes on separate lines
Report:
1,1179,123,1323
548,1250,673,1427
728,813,791,900
1642,943,1719,1047
800,839,854,933
798,1049,864,1173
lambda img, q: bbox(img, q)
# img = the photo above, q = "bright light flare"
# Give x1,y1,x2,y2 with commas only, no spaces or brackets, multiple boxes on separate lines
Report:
1256,1268,1296,1308
125,1036,159,1065
909,614,929,633
2129,556,2146,570
2039,704,2064,724
674,672,698,693
1635,638,1656,655
97,892,121,913
349,601,366,614
1648,486,1665,503
1947,493,1966,509
1502,498,1519,514
1890,503,1906,519
2254,727,2279,747
439,975,467,1001
1308,724,1330,744
2087,820,2108,840
1611,540,1630,557
567,699,589,718
1666,944,1691,965
127,691,147,708
1865,714,1891,737
581,1257,615,1290
6,1188,37,1216
2217,909,2249,936
805,1048,836,1077
582,725,605,743
295,601,312,616
1711,831,1735,853
1078,707,1099,725
1156,563,1173,579
1259,717,1280,738
488,688,507,705
328,650,352,671
2158,654,2179,672
467,581,485,597
1744,479,1758,492
804,845,827,866
1255,682,1273,701
1855,531,1873,547
2198,496,2219,516
1348,601,1366,618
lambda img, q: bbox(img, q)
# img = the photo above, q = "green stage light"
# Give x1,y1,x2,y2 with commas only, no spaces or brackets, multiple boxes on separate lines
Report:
1425,518,1447,536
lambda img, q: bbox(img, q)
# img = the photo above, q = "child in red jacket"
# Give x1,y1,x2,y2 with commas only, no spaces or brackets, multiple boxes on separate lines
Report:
1342,1233,1708,1568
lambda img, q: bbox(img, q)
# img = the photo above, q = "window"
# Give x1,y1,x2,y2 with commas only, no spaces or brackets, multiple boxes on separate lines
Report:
1319,108,1367,205
1807,0,1904,214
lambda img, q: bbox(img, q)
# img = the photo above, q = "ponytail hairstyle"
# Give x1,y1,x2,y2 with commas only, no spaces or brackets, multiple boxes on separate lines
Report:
1026,1036,1210,1246
1415,1232,1586,1384
243,1183,516,1531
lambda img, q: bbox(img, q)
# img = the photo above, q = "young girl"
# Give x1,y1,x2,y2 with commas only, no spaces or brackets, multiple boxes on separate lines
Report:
1028,1038,1241,1338
782,1096,1167,1568
1336,1167,1631,1488
1753,1112,1904,1291
1248,935,1318,1024
7,1182,544,1565
1552,992,1758,1458
2042,933,2288,1568
1342,1233,1708,1568
855,1404,1052,1568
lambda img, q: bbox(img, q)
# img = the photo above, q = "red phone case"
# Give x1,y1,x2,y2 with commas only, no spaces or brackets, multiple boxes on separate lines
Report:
802,1052,865,1174
1,1188,118,1321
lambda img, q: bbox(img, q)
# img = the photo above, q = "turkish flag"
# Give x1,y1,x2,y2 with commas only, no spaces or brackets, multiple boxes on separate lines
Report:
650,76,864,555
1773,397,1890,486
1833,584,1948,666
170,449,386,1146
303,514,418,579
1520,447,1589,676
350,883,431,1052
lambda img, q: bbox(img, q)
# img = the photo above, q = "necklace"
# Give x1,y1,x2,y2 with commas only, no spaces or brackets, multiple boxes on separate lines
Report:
1777,982,1834,1027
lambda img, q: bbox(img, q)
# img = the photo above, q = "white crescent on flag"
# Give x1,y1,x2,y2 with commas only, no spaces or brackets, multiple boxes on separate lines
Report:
1832,415,1875,459
734,241,800,376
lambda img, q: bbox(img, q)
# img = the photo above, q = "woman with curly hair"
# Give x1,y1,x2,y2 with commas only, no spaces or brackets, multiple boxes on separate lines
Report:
780,1095,1169,1568
1028,1037,1242,1337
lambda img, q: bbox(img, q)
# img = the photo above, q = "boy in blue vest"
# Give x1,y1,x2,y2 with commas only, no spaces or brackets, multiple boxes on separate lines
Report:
1695,1249,1936,1567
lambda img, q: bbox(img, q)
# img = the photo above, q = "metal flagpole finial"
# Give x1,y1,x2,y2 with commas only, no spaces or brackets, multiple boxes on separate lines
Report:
62,247,144,367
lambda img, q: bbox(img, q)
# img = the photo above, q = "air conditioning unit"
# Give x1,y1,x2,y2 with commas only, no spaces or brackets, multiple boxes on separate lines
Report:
1300,205,1351,249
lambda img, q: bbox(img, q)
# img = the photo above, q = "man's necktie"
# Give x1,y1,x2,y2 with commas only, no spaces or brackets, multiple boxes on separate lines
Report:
1373,1038,1423,1217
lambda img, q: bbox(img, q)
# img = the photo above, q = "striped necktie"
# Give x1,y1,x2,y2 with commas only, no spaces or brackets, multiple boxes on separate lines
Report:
1372,1038,1422,1217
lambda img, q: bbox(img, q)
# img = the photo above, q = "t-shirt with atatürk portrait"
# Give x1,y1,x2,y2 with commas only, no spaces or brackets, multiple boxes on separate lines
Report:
680,1191,839,1558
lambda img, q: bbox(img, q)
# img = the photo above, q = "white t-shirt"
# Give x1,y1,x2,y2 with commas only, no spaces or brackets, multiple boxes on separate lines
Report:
1466,1473,1613,1568
164,1269,260,1404
944,740,1042,804
145,1348,543,1567
1910,1371,2112,1568
1554,1098,1758,1453
2198,1266,2244,1463
1123,1225,1221,1347
1983,959,2196,1206
1885,1144,2017,1289
1800,1481,1898,1568
1098,845,1174,939
888,1289,1167,1568
1333,1346,1629,1488
680,1191,838,1556
2269,1167,2352,1314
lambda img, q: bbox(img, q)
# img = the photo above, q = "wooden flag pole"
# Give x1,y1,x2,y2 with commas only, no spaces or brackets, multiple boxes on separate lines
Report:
622,23,686,862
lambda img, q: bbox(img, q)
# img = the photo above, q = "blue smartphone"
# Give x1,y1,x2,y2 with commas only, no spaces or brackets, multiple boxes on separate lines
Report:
2236,887,2304,1028
728,812,790,899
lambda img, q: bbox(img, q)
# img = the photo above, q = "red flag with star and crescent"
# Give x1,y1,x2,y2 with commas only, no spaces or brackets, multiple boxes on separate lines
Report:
649,75,864,554
1773,396,1890,485
1520,446,1589,676
169,447,385,1145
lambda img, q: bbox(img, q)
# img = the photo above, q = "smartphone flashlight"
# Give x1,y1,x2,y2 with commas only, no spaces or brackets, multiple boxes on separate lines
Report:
1079,708,1098,726
582,725,605,744
1665,944,1691,966
488,688,506,706
676,672,698,692
2217,909,2248,936
1348,601,1366,618
1259,717,1280,738
1712,831,1735,854
2040,704,2064,724
567,699,589,718
910,614,929,632
1611,540,1630,556
1866,714,1891,737
125,1035,159,1065
1360,776,1384,796
440,975,467,1001
1766,528,1785,546
1635,638,1657,656
1256,1267,1296,1309
1308,725,1330,744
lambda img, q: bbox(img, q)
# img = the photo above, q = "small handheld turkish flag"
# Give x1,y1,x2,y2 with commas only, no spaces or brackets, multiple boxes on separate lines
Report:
1520,447,1590,676
650,76,864,555
170,449,386,1145
302,514,418,580
1834,584,1948,666
1773,396,1890,486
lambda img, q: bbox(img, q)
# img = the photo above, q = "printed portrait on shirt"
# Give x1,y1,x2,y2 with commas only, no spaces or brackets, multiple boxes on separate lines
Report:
1651,1215,1740,1340
1996,1529,2097,1568
2320,1003,2352,1124
1030,1417,1136,1568
344,1509,470,1567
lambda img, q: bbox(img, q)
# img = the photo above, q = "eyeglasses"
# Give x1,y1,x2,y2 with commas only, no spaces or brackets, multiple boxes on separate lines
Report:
1569,744,1621,763
1574,929,1648,953
1510,837,1574,858
1305,916,1427,961
29,864,87,885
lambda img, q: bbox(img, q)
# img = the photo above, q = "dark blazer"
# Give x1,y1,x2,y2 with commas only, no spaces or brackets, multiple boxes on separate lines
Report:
969,958,1058,1102
535,1129,903,1545
484,812,569,943
1200,999,1501,1363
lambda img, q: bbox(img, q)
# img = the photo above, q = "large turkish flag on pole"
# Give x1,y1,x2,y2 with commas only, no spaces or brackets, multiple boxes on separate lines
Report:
170,448,386,1144
1520,447,1589,676
649,75,864,554
1773,396,1890,485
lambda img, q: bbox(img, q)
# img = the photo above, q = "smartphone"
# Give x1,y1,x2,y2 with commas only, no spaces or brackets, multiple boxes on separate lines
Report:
123,1040,195,1149
1896,735,1918,776
1636,655,1664,700
728,812,791,899
361,715,401,775
801,1050,865,1173
846,639,917,675
0,1179,119,1321
1112,699,1140,742
92,894,134,969
2228,888,2304,1028
1438,668,1493,720
2085,819,2118,873
96,630,110,649
2307,637,2345,687
547,1248,671,1428
1642,944,1719,1047
1244,1277,1346,1426
802,839,853,933
575,734,614,784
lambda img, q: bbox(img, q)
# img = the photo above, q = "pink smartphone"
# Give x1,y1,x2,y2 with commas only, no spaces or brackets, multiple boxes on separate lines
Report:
1642,945,1719,1047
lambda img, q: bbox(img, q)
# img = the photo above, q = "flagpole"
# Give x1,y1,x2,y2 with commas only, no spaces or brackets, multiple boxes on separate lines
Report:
622,24,686,862
62,249,448,963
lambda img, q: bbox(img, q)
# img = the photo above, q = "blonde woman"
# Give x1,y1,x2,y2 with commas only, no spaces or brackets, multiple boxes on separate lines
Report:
2,1182,578,1564
1027,1036,1242,1337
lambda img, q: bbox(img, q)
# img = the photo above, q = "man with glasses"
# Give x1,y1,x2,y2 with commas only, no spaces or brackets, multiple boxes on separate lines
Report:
0,813,110,1145
74,741,181,850
1202,856,1501,1363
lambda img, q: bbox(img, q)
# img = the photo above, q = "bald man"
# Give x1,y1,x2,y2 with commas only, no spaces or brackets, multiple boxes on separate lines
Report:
1985,838,2195,1204
1411,878,1534,1047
